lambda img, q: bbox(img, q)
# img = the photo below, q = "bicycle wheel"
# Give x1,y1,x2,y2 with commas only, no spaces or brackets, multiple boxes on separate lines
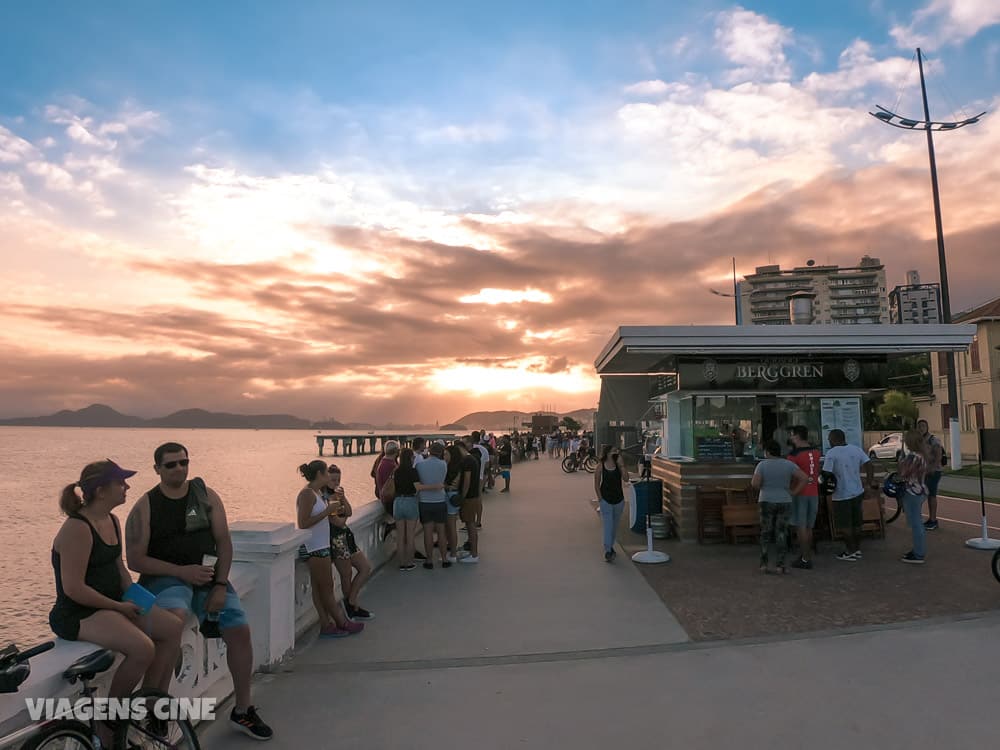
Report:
882,495,902,524
560,456,577,473
992,548,1000,585
22,720,96,750
115,689,201,750
583,455,598,473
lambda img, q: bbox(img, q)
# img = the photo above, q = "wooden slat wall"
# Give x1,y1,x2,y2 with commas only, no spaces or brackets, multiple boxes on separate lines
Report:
651,457,756,541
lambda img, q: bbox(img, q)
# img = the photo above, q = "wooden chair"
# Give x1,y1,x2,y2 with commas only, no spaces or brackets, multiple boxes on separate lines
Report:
825,491,885,541
722,503,760,544
696,487,727,544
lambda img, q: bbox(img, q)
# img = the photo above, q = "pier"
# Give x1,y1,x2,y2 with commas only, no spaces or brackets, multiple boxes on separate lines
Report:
315,432,458,456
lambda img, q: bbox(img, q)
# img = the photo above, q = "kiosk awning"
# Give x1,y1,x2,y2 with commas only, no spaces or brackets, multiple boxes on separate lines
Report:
595,324,976,375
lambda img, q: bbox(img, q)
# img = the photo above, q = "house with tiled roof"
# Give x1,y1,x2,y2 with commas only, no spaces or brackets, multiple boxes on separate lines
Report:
920,295,1000,457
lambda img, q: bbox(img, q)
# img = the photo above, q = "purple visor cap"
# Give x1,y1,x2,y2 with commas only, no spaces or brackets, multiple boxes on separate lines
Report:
81,460,138,494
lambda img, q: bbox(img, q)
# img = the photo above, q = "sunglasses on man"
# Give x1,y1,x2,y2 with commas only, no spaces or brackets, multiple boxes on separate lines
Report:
160,458,190,469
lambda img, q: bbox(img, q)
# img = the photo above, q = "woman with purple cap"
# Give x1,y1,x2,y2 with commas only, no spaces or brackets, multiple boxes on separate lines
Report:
50,459,184,734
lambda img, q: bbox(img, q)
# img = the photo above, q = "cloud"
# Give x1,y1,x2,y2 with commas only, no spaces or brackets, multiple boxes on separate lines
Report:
0,126,38,163
714,7,793,82
623,80,670,97
891,0,1000,49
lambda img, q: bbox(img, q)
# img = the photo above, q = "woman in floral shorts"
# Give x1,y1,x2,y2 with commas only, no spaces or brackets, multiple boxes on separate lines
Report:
325,465,375,621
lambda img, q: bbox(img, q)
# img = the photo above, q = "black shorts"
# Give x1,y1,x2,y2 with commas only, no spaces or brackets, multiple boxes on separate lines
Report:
833,494,864,531
419,502,448,524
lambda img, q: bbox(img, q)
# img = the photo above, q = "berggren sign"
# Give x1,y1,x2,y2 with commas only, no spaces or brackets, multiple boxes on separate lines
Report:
734,363,824,382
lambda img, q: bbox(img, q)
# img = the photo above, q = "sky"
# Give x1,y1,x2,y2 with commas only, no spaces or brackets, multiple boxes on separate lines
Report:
2,1,999,424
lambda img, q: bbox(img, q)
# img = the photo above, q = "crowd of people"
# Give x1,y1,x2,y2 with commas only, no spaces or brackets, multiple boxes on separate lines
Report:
751,419,944,573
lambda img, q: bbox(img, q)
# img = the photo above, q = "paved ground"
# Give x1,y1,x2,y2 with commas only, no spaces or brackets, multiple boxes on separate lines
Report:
939,472,1000,501
201,457,1000,749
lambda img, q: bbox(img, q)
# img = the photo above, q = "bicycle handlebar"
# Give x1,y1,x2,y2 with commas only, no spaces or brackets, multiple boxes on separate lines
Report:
0,641,54,668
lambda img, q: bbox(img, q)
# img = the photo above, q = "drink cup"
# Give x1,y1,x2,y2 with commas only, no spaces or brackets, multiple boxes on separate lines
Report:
202,554,218,568
122,583,156,615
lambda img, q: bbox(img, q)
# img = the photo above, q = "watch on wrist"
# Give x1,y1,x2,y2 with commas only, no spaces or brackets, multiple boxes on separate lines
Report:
212,580,227,588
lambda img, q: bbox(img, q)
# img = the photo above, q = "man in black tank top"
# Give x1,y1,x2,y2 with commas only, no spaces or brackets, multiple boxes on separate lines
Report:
125,442,273,741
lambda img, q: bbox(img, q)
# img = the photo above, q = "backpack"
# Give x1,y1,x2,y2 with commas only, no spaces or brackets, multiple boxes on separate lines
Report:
818,470,838,496
185,477,213,533
881,472,906,498
379,474,396,514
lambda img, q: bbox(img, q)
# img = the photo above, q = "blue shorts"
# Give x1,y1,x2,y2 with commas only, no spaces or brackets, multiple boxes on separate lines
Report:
926,471,942,497
500,469,511,479
143,576,248,631
393,495,419,520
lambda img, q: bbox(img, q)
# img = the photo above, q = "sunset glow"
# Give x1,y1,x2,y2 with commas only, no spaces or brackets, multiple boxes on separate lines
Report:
1,2,999,424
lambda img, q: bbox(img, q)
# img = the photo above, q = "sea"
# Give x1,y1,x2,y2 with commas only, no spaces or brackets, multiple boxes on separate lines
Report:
0,427,399,647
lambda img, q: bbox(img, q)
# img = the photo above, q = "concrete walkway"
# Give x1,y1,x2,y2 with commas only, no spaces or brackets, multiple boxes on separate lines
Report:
202,458,1000,749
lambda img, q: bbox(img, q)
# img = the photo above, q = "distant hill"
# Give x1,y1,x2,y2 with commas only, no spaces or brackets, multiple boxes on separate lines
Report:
0,403,315,429
452,409,595,431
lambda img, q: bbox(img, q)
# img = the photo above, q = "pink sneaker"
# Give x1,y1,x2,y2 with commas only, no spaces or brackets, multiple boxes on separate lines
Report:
342,619,365,634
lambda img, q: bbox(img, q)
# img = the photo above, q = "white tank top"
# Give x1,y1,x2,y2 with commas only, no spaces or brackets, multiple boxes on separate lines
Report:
303,491,330,552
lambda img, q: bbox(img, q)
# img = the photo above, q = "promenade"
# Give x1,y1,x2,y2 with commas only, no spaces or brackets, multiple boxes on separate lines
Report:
201,457,1000,749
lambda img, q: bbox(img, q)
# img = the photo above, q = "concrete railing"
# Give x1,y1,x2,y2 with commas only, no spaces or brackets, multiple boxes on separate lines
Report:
0,501,395,737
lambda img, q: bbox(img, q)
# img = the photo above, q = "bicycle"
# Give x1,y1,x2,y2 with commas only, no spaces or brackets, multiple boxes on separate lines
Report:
0,640,200,750
561,451,597,474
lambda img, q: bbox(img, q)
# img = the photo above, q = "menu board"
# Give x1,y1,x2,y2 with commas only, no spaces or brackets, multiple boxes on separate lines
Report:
820,397,863,450
696,436,735,460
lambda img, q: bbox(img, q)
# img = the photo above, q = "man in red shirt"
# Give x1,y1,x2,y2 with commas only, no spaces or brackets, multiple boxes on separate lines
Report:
787,425,821,569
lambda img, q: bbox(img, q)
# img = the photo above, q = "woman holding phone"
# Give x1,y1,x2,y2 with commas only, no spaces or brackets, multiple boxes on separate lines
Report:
50,460,184,745
594,446,629,562
324,465,375,620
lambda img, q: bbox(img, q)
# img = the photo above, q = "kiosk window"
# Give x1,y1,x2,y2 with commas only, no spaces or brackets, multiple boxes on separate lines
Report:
693,396,755,459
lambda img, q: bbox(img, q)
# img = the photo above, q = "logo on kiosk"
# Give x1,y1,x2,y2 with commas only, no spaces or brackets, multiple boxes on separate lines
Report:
843,359,861,383
703,359,718,382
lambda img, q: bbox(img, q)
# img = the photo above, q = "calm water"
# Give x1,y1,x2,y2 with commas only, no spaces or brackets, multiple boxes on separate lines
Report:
0,427,389,647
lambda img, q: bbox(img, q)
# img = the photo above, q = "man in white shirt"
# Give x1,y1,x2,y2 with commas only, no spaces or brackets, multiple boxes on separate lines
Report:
822,429,877,561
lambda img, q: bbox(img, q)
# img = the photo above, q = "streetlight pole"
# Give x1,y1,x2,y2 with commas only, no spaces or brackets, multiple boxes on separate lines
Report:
709,257,742,325
870,48,986,470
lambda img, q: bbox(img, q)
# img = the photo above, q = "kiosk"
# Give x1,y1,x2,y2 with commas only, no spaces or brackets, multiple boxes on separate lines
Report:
594,324,975,541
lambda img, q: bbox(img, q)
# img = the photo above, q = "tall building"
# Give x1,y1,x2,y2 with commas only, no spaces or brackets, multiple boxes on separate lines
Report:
888,270,942,324
739,256,889,325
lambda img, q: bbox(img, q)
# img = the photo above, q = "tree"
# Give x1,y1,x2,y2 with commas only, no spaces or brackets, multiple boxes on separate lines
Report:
876,390,918,429
560,416,582,432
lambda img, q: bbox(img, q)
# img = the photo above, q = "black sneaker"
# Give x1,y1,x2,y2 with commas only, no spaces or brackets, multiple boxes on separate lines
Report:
350,605,374,619
901,551,926,564
231,706,273,741
441,561,452,569
422,562,434,570
923,520,939,530
791,558,813,570
604,550,613,563
414,550,427,560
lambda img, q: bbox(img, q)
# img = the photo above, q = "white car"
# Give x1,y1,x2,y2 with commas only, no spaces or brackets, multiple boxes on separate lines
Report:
868,432,905,460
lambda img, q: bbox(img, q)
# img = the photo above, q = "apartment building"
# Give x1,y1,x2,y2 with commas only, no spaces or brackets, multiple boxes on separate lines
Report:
739,256,889,325
889,270,942,324
919,296,1000,457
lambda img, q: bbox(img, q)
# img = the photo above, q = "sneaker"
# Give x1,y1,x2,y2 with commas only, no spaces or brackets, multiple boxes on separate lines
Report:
500,488,509,493
791,558,813,570
851,550,863,560
458,555,479,564
319,624,350,638
901,552,926,564
456,550,471,559
442,561,452,569
341,619,364,634
924,520,939,530
604,550,613,563
423,562,434,570
446,553,457,563
230,706,273,741
347,604,374,620
399,563,416,571
414,550,427,560
835,552,856,562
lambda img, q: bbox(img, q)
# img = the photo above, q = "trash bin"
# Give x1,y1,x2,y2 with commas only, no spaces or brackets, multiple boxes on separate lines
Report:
630,479,663,533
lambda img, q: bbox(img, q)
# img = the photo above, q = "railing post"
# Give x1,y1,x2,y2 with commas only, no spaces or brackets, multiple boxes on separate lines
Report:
231,522,311,669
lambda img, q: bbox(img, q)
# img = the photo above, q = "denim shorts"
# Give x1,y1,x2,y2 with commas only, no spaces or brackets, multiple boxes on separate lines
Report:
446,490,461,516
393,495,419,520
790,495,818,528
142,576,248,631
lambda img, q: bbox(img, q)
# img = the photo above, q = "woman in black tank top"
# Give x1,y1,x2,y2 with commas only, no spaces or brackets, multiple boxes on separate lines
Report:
51,460,183,726
594,446,629,562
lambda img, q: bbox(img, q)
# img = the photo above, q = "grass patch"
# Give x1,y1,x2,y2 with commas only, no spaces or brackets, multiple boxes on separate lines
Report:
945,464,1000,480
